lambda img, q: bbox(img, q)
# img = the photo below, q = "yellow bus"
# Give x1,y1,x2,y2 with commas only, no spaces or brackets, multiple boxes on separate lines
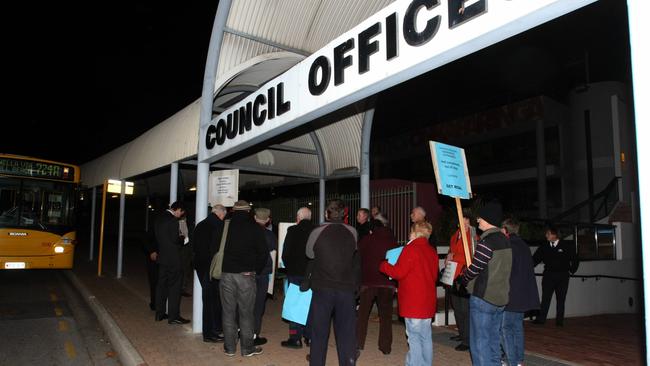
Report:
0,154,80,269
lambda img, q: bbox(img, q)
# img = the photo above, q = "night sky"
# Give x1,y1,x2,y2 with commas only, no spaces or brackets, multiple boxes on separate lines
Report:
6,0,630,168
8,1,218,166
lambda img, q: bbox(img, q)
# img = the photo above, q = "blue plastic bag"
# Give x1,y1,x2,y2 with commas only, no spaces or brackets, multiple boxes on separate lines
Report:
282,283,312,325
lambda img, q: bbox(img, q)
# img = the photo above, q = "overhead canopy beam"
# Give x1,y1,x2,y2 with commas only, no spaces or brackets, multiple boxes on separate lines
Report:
223,27,311,57
213,163,319,179
267,144,318,155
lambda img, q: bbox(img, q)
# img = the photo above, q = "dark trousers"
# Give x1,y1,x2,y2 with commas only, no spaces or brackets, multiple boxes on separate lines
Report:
450,291,470,346
220,272,256,355
254,275,269,336
538,272,570,324
287,275,311,341
145,255,158,308
156,264,182,320
356,286,394,353
310,288,357,366
197,268,223,337
181,244,193,293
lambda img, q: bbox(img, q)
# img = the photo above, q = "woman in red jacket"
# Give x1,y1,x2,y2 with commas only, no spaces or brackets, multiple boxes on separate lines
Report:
380,221,439,366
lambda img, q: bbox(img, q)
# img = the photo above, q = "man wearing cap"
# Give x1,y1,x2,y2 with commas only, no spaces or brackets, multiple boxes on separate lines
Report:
252,207,277,346
154,201,191,325
460,200,512,365
192,204,227,342
220,200,269,357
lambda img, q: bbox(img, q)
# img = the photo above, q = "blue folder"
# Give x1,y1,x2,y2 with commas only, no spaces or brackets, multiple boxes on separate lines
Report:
385,246,404,265
282,283,312,325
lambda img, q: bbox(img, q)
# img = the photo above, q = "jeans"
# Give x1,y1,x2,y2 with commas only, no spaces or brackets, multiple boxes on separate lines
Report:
469,295,505,366
310,288,357,366
501,311,524,366
220,272,256,355
405,318,433,366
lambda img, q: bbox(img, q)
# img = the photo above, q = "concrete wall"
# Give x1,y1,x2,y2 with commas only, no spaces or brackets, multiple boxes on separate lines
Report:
535,259,641,319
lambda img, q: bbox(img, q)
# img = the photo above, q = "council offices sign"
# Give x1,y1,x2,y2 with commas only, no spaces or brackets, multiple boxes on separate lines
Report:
199,0,596,163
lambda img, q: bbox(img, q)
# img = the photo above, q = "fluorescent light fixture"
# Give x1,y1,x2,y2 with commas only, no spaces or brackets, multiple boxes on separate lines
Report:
107,179,135,195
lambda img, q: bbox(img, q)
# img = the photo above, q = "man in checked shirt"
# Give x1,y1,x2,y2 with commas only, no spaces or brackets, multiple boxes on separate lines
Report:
460,200,512,366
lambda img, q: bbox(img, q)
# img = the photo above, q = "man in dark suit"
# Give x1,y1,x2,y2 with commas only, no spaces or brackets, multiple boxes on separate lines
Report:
280,207,315,349
154,201,190,325
533,226,579,326
192,204,227,342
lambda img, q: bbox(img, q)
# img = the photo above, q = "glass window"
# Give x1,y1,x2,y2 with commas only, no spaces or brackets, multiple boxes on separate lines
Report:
0,177,75,229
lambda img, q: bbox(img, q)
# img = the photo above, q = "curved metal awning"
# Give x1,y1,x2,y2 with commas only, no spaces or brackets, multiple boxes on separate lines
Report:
81,0,395,189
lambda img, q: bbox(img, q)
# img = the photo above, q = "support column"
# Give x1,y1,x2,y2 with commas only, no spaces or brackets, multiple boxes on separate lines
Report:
536,118,548,218
310,132,327,224
170,163,179,205
193,162,210,333
117,180,126,279
360,109,375,209
194,0,233,335
89,186,97,261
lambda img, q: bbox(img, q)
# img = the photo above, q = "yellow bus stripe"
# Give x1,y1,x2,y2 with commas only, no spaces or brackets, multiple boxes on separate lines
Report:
64,341,76,359
58,320,68,332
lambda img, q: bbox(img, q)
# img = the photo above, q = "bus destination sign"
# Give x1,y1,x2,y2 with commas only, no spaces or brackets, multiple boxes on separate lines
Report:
0,157,75,181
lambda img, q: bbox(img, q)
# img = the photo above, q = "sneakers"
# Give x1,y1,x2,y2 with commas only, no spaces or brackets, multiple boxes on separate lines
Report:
243,347,263,357
224,350,236,357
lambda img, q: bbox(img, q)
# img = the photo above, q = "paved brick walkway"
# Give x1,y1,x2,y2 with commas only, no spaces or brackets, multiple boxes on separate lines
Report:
73,238,642,365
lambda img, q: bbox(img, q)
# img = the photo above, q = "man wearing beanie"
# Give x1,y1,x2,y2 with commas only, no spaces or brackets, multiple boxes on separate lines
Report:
461,200,512,365
220,200,269,357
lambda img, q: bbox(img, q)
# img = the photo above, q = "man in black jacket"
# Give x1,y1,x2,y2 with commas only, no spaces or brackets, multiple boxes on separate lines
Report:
220,200,268,357
252,207,276,346
154,201,190,324
192,204,226,342
306,199,361,366
280,207,315,349
533,226,579,326
500,218,540,365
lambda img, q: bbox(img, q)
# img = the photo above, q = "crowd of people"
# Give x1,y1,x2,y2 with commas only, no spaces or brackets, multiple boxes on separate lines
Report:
142,198,579,366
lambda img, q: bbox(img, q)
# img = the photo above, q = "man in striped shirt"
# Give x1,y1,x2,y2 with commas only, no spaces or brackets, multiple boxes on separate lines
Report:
461,200,512,366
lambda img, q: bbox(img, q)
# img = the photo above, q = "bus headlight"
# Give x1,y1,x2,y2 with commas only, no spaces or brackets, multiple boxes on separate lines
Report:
54,246,65,253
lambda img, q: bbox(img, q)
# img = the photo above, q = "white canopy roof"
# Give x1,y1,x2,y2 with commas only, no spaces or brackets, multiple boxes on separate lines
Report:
81,0,395,189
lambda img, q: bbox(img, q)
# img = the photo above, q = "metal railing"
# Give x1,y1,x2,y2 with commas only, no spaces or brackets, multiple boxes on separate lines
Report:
551,177,621,223
254,185,416,244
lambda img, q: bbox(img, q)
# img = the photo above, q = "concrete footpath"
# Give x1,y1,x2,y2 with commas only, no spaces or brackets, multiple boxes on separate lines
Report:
70,240,573,366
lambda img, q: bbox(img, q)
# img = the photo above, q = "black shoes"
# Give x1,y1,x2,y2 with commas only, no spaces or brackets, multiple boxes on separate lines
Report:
149,303,156,311
455,344,470,351
168,316,190,324
303,338,311,346
155,313,168,321
254,336,267,346
450,335,462,341
281,339,303,349
381,349,391,355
